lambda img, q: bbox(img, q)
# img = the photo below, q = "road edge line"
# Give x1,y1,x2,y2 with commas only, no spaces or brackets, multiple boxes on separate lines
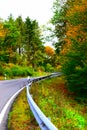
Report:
0,87,25,124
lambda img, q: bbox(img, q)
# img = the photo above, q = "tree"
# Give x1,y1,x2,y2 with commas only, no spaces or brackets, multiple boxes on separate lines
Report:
51,0,67,54
3,14,20,63
24,17,44,69
15,16,25,56
15,16,26,65
51,0,87,100
0,18,9,63
45,46,55,57
44,46,58,71
61,0,87,100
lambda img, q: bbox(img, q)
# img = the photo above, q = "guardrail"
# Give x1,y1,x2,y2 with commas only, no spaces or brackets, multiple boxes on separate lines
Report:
26,73,62,130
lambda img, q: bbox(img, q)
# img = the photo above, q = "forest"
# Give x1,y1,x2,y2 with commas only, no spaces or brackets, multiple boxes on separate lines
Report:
51,0,87,101
0,0,87,129
0,14,57,78
0,0,87,101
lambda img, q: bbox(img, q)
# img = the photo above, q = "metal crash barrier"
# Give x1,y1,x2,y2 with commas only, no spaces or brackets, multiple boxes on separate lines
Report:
26,72,62,130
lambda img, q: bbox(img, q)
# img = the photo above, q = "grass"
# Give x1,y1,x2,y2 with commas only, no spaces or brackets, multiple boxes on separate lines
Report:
30,77,87,130
8,76,87,130
7,89,40,130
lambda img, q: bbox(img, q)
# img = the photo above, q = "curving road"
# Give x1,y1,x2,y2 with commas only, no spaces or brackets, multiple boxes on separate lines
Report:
0,78,29,130
0,73,61,130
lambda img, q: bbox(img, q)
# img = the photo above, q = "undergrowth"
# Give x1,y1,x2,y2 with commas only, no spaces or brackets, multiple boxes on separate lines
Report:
8,77,87,130
30,77,87,130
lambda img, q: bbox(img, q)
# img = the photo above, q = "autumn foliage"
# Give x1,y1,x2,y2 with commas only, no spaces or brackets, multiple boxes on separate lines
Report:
63,0,87,53
45,46,55,56
52,0,87,100
0,22,6,37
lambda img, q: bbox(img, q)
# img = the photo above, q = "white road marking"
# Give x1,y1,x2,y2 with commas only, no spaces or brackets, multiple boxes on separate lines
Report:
0,87,25,124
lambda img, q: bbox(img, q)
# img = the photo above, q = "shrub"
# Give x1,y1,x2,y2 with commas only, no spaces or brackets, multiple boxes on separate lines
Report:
4,67,12,77
4,65,34,78
45,63,55,72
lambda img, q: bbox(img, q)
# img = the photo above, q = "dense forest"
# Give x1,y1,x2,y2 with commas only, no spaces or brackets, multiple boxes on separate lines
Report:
0,0,87,101
51,0,87,100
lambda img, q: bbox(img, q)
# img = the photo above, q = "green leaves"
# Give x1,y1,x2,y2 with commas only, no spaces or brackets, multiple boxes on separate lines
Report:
62,40,87,100
51,0,67,53
24,17,44,69
51,0,87,100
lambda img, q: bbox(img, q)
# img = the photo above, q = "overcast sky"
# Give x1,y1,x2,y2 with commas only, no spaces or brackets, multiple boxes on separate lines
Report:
0,0,54,25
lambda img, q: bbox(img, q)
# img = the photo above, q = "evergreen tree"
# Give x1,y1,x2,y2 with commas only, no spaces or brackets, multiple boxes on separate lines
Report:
15,16,25,55
24,17,44,69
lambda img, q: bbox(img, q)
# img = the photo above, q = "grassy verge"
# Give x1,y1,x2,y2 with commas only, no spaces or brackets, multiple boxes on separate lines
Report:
8,77,87,130
7,89,40,130
30,77,87,130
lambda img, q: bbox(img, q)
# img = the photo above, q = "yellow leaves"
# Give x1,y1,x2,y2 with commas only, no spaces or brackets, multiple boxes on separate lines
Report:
7,63,15,68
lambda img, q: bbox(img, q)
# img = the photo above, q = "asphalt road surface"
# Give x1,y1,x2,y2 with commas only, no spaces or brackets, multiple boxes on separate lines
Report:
0,78,28,130
0,73,61,130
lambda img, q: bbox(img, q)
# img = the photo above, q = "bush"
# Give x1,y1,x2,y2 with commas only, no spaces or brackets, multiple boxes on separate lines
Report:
4,67,12,77
45,63,55,72
4,65,34,78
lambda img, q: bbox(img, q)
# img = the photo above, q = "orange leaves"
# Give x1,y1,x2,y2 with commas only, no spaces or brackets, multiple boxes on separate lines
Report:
67,0,87,17
66,25,80,38
65,25,82,44
62,0,87,54
67,5,85,17
0,32,4,37
45,46,55,56
0,23,6,37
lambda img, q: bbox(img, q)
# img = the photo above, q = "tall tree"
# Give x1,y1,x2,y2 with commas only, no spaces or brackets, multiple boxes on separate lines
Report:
24,17,44,69
3,14,20,63
0,18,7,63
51,0,67,53
15,16,25,55
51,0,87,99
61,0,87,99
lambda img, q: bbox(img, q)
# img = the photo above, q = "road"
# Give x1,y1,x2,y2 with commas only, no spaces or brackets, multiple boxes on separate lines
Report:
0,73,61,130
0,78,28,130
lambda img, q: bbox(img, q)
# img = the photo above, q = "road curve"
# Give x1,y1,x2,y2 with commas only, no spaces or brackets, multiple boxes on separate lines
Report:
0,78,28,130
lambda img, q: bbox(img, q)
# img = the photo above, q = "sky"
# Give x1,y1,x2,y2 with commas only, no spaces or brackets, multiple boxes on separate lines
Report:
0,0,54,25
